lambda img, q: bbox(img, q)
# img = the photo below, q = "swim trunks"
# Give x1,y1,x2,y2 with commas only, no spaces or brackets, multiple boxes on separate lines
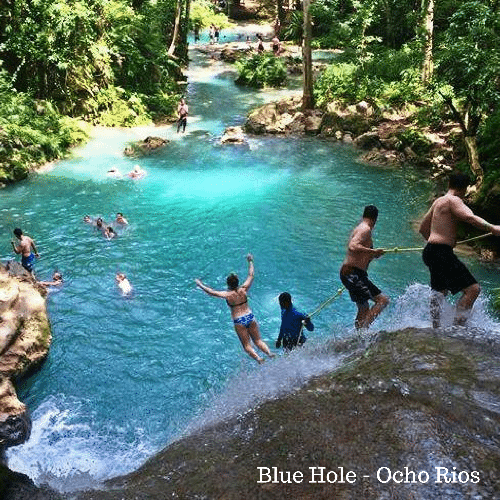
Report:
340,264,381,305
21,253,36,272
233,312,255,327
422,243,477,295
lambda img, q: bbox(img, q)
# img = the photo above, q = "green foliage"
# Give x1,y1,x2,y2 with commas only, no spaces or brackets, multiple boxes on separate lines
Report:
314,63,360,105
398,127,432,156
190,0,233,30
282,11,303,44
490,288,500,314
0,69,88,181
235,54,287,88
437,1,500,130
478,110,500,183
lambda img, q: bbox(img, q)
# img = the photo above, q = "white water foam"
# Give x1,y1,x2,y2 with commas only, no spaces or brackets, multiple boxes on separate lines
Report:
185,338,346,435
6,395,156,492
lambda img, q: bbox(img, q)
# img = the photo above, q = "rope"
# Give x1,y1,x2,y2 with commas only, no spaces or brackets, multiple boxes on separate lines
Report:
307,286,345,318
296,286,345,345
381,232,493,254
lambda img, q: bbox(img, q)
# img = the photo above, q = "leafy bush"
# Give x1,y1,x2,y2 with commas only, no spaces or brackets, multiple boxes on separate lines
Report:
235,54,287,88
314,63,360,105
190,0,233,30
0,70,88,181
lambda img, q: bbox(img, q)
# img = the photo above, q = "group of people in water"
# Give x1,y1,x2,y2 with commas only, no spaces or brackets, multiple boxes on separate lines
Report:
10,212,132,294
195,173,500,363
10,173,500,364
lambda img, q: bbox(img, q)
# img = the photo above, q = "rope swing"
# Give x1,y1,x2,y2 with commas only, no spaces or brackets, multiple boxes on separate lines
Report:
381,232,493,254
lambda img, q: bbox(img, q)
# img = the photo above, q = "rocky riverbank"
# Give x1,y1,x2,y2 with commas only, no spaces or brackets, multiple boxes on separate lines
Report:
0,264,51,455
8,326,495,500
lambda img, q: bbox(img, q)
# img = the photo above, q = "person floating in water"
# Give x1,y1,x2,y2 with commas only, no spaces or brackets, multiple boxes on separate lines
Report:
107,166,122,178
340,205,389,329
116,273,133,295
177,98,188,134
195,253,275,364
276,292,314,351
11,228,39,275
128,165,146,179
419,172,500,327
38,271,63,289
115,213,129,225
103,226,117,240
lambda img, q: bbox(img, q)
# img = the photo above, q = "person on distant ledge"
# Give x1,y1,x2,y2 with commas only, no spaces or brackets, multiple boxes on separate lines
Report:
419,172,500,327
195,253,275,364
11,228,39,276
340,205,389,329
276,292,314,351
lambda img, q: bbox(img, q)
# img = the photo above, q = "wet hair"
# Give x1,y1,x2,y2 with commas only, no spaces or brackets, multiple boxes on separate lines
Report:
226,273,239,290
449,172,470,191
363,205,378,221
53,272,63,281
13,228,23,237
279,292,292,309
96,218,103,226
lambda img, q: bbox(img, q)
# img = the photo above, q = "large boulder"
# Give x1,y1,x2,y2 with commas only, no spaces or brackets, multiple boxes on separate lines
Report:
220,126,247,145
0,266,51,454
70,327,500,500
124,136,169,157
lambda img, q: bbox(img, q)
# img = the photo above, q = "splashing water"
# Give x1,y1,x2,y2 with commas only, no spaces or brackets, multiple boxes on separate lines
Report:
4,33,500,492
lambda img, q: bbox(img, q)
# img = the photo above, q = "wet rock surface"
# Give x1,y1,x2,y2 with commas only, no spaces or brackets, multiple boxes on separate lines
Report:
62,327,500,500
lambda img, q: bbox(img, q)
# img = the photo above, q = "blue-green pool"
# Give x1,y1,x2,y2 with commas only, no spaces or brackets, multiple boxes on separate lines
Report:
4,37,500,491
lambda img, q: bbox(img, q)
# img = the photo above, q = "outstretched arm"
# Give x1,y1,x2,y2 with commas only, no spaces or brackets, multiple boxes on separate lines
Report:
451,199,500,236
195,279,229,298
241,253,255,290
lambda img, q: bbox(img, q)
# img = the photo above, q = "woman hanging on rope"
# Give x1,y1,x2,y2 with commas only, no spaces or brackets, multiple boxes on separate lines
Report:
195,253,275,364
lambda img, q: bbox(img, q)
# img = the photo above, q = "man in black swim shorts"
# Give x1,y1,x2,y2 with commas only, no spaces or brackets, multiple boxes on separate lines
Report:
419,173,500,327
340,205,389,329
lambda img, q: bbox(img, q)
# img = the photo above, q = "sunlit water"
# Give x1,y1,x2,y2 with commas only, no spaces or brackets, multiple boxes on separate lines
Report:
4,30,500,492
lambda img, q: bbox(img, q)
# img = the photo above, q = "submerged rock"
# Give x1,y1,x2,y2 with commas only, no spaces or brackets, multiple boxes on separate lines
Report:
71,327,500,500
220,126,247,145
124,136,169,157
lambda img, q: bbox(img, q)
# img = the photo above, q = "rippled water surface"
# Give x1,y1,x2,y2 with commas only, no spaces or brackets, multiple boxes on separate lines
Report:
3,33,500,490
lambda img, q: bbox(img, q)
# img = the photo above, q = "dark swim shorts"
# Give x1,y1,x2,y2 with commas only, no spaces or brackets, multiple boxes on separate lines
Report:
422,243,477,295
340,265,381,305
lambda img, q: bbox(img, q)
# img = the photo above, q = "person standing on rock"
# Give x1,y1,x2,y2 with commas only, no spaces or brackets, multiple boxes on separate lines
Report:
195,253,275,364
177,97,188,134
419,172,500,327
340,205,389,329
11,228,40,275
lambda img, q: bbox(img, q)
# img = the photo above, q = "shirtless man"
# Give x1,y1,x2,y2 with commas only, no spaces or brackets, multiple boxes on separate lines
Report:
419,173,500,327
11,228,39,275
177,98,188,134
340,205,389,329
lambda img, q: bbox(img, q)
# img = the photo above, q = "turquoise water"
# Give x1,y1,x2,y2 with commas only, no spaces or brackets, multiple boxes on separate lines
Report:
4,36,500,490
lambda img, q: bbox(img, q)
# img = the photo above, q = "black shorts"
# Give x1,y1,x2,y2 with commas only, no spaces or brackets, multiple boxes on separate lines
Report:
340,265,381,305
422,243,477,295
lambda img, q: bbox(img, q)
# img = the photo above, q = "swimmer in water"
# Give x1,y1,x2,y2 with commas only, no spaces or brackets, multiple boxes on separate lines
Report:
38,271,64,289
116,273,133,295
103,226,117,239
107,167,122,178
115,213,129,225
128,165,146,179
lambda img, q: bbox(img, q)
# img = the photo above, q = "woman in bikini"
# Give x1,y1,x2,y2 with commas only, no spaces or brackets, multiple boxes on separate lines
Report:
195,253,275,364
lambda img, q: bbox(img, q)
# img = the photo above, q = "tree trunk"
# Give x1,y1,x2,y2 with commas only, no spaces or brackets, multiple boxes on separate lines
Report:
302,0,314,110
421,0,434,84
464,135,484,189
168,0,183,57
277,0,285,28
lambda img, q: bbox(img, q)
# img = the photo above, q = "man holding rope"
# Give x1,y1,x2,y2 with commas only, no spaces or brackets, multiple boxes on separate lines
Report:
340,205,389,329
419,172,500,327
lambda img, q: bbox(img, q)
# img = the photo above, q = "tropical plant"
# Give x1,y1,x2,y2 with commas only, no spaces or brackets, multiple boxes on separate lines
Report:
235,54,287,88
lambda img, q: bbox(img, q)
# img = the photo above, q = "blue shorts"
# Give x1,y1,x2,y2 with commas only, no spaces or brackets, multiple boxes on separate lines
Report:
233,313,255,327
21,253,36,272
